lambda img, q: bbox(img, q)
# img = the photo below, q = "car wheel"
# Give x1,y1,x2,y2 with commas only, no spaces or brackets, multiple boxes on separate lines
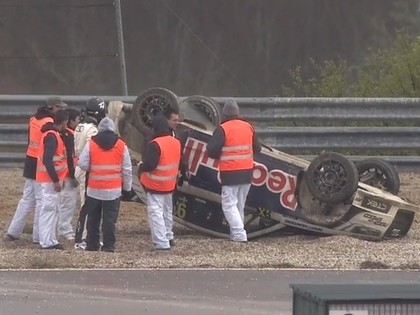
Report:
297,179,352,227
304,152,359,204
131,87,180,134
179,95,222,129
356,158,400,194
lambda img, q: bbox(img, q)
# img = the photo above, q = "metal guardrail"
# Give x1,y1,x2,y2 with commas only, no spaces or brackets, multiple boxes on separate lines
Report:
2,95,420,122
213,97,420,121
2,124,420,151
0,95,420,170
0,95,136,124
257,126,420,150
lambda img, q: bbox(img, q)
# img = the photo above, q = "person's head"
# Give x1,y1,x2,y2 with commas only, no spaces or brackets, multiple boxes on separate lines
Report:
66,108,81,130
222,99,240,119
98,117,116,133
46,96,67,113
151,114,170,133
54,109,69,132
84,97,107,123
164,107,180,130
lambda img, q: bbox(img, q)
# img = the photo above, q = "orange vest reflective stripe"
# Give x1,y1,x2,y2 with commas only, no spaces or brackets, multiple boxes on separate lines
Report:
87,139,125,190
140,135,181,192
26,116,54,158
36,130,68,182
219,119,254,171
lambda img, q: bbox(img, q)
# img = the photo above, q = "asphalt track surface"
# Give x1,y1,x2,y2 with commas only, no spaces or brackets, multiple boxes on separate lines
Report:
1,269,420,315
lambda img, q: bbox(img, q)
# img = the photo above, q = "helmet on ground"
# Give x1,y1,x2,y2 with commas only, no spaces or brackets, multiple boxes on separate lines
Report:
84,97,107,121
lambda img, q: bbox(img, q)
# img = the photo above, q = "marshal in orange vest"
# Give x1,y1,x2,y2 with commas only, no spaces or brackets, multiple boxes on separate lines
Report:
87,139,125,190
36,130,68,182
219,119,254,171
140,136,181,192
27,116,54,158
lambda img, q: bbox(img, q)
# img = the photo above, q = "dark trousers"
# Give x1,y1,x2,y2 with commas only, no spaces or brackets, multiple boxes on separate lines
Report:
74,201,88,243
85,196,120,251
75,171,89,243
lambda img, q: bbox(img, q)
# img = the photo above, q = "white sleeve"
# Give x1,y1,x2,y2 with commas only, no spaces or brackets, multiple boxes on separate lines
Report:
77,142,91,172
74,124,98,157
86,125,98,142
121,145,133,191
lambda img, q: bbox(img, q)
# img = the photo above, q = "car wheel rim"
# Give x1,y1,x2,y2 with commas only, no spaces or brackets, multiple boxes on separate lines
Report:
312,160,348,198
195,104,216,124
359,168,387,190
138,95,172,126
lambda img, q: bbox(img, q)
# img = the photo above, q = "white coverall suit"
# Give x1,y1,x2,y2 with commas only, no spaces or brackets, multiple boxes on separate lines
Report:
57,128,78,239
39,180,64,248
74,122,98,244
7,178,42,243
57,178,78,239
7,113,54,243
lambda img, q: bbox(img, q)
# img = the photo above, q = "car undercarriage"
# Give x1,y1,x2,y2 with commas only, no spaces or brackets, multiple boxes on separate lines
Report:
108,87,420,241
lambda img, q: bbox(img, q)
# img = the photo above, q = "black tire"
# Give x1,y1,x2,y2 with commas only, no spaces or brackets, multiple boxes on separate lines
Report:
304,152,359,204
179,95,222,129
356,158,400,194
131,87,180,134
297,180,352,227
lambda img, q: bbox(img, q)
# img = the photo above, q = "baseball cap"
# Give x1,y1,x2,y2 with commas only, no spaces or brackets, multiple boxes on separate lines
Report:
46,96,67,108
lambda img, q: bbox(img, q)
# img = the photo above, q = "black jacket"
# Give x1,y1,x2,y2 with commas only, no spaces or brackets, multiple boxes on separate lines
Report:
62,128,76,179
91,130,120,150
172,128,189,149
207,118,261,185
23,106,54,179
40,123,62,183
141,128,185,155
83,115,99,126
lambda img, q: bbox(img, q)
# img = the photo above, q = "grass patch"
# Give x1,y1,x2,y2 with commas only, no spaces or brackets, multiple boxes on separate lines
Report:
254,262,298,268
359,261,390,269
197,263,216,268
28,257,77,269
397,263,420,270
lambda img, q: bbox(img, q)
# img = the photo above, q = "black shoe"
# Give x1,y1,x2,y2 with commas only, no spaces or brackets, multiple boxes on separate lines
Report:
101,247,114,252
169,239,175,247
4,234,18,242
152,246,171,251
42,243,64,250
86,247,100,252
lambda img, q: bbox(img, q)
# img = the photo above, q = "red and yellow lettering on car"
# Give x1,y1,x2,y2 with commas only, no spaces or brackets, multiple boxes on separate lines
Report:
183,137,297,211
251,161,297,211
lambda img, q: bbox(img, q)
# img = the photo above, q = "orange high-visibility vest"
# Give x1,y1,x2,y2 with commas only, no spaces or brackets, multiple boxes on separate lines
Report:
140,136,181,192
36,130,68,182
87,139,125,190
26,116,54,158
219,119,254,171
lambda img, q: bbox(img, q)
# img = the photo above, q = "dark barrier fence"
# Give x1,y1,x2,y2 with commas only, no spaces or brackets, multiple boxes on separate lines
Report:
1,95,419,170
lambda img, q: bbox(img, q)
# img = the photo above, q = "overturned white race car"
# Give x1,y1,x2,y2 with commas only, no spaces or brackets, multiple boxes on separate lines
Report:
108,87,420,241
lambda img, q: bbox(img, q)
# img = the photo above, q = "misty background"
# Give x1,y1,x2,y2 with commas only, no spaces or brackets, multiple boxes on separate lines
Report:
0,0,419,97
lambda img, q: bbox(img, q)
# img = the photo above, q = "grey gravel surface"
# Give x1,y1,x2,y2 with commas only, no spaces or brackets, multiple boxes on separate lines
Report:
1,169,420,270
